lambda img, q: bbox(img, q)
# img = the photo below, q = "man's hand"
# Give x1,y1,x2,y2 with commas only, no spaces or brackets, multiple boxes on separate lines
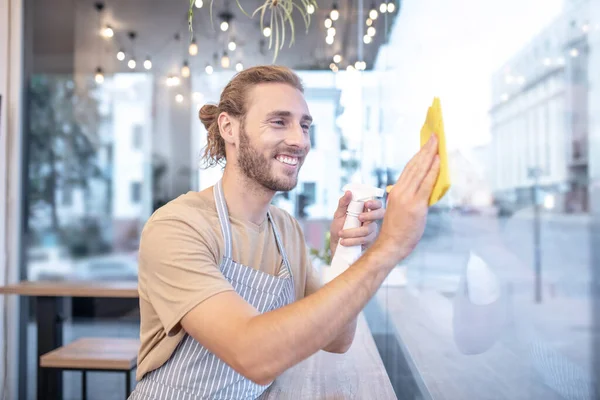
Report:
377,133,440,263
330,192,385,258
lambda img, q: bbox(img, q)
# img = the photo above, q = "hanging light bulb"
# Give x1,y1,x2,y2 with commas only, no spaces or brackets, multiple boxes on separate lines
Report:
326,35,334,45
236,62,244,72
387,2,396,12
307,4,315,14
101,25,114,38
366,18,373,26
330,4,339,21
195,0,203,8
117,50,125,61
327,27,336,36
363,34,372,44
181,61,190,78
144,57,152,70
325,18,333,28
220,20,229,31
175,94,184,103
368,26,376,37
221,52,230,68
263,26,272,37
94,67,104,84
205,64,214,74
189,38,198,56
333,54,342,63
228,40,237,51
369,8,378,20
380,3,387,13
128,58,136,69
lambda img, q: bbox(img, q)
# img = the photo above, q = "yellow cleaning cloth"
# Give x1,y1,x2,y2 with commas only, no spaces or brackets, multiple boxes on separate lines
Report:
420,97,450,206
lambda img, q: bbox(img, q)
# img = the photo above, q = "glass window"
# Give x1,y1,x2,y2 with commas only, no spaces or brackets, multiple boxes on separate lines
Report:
18,0,599,398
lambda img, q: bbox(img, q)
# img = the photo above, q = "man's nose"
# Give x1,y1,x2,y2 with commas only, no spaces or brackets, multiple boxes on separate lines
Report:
285,124,309,148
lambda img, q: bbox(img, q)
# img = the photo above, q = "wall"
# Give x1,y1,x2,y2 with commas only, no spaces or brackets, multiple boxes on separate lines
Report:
0,0,23,398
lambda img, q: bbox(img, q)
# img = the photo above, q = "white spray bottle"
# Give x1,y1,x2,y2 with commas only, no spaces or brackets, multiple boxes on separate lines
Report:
325,183,384,282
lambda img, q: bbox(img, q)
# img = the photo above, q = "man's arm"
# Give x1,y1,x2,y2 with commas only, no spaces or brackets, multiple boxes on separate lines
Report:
181,135,440,385
181,242,397,385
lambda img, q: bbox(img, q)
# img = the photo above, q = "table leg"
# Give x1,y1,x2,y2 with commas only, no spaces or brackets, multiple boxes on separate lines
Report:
37,296,64,400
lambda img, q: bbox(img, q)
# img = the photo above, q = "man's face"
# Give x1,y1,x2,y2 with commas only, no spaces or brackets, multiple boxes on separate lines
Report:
235,83,312,192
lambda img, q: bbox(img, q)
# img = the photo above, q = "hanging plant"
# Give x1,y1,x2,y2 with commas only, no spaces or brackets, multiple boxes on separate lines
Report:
188,0,319,62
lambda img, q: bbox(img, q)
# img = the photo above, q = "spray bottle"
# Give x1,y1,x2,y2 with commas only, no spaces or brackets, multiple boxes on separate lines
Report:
324,183,384,282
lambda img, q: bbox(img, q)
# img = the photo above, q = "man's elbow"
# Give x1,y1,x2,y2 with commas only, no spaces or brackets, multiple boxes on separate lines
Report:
324,337,354,354
233,352,279,386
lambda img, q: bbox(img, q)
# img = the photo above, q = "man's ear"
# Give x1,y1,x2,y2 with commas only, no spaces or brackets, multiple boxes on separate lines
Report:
217,112,237,145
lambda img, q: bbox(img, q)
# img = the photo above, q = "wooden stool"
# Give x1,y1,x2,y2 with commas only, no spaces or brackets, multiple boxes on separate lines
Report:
40,337,140,399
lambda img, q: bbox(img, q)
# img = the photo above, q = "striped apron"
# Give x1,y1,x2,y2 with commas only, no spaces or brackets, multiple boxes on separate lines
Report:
129,179,296,399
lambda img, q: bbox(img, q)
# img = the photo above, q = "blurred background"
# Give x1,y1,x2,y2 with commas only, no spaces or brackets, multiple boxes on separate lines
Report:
1,0,599,398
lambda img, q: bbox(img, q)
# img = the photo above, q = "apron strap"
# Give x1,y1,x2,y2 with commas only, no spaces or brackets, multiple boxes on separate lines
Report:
267,211,293,282
213,179,233,259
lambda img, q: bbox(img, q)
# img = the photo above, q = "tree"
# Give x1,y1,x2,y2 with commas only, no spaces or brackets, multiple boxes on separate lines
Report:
27,75,103,243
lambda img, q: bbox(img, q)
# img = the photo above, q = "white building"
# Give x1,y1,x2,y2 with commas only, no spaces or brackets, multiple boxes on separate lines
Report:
489,0,591,212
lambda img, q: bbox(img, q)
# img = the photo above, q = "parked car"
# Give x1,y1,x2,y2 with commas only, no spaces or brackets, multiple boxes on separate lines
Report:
27,246,75,281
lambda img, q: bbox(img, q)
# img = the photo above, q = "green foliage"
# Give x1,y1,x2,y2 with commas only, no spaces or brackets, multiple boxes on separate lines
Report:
188,0,319,62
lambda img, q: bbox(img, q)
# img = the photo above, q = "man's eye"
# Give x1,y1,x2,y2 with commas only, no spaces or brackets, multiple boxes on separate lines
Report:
272,120,285,126
301,124,310,130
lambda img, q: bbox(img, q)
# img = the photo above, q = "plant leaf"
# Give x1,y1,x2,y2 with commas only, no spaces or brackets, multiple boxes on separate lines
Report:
235,0,251,17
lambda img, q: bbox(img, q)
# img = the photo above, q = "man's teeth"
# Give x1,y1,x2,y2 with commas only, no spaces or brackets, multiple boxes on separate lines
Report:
276,156,298,166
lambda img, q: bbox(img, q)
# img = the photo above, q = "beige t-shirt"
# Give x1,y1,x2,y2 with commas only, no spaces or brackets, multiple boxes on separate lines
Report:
135,187,322,380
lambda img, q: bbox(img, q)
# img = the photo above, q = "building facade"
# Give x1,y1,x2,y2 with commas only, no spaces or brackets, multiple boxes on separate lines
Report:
490,0,592,213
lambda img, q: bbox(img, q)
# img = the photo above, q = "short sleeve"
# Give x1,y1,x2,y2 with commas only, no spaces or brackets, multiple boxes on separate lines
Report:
139,217,235,336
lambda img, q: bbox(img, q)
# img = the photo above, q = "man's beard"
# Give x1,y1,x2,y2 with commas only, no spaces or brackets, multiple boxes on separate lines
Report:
237,126,304,192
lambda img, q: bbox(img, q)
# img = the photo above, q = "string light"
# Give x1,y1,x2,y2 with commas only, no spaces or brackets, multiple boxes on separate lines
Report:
195,0,203,8
307,4,315,14
325,18,332,28
330,3,339,21
369,8,378,20
101,25,114,38
220,21,229,31
326,35,334,45
166,75,181,87
189,38,198,56
330,63,338,73
366,18,373,26
94,67,104,84
221,52,230,68
387,2,396,12
236,62,244,72
327,27,336,36
333,54,342,63
117,50,125,61
263,26,272,37
205,64,214,74
363,35,372,44
367,26,376,37
128,59,136,69
181,61,190,78
175,94,184,103
379,3,387,13
228,40,237,51
144,57,152,70
570,48,579,58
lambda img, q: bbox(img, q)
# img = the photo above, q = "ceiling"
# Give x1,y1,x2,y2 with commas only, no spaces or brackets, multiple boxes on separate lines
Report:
30,0,400,76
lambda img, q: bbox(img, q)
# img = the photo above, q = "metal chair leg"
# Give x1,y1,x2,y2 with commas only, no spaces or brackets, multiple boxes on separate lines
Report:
82,370,87,400
125,370,132,398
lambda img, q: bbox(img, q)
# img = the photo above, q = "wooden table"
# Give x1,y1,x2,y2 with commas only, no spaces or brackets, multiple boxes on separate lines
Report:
0,280,138,400
260,313,396,399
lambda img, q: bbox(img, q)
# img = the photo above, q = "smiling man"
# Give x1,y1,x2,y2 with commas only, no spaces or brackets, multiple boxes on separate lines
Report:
129,65,440,399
